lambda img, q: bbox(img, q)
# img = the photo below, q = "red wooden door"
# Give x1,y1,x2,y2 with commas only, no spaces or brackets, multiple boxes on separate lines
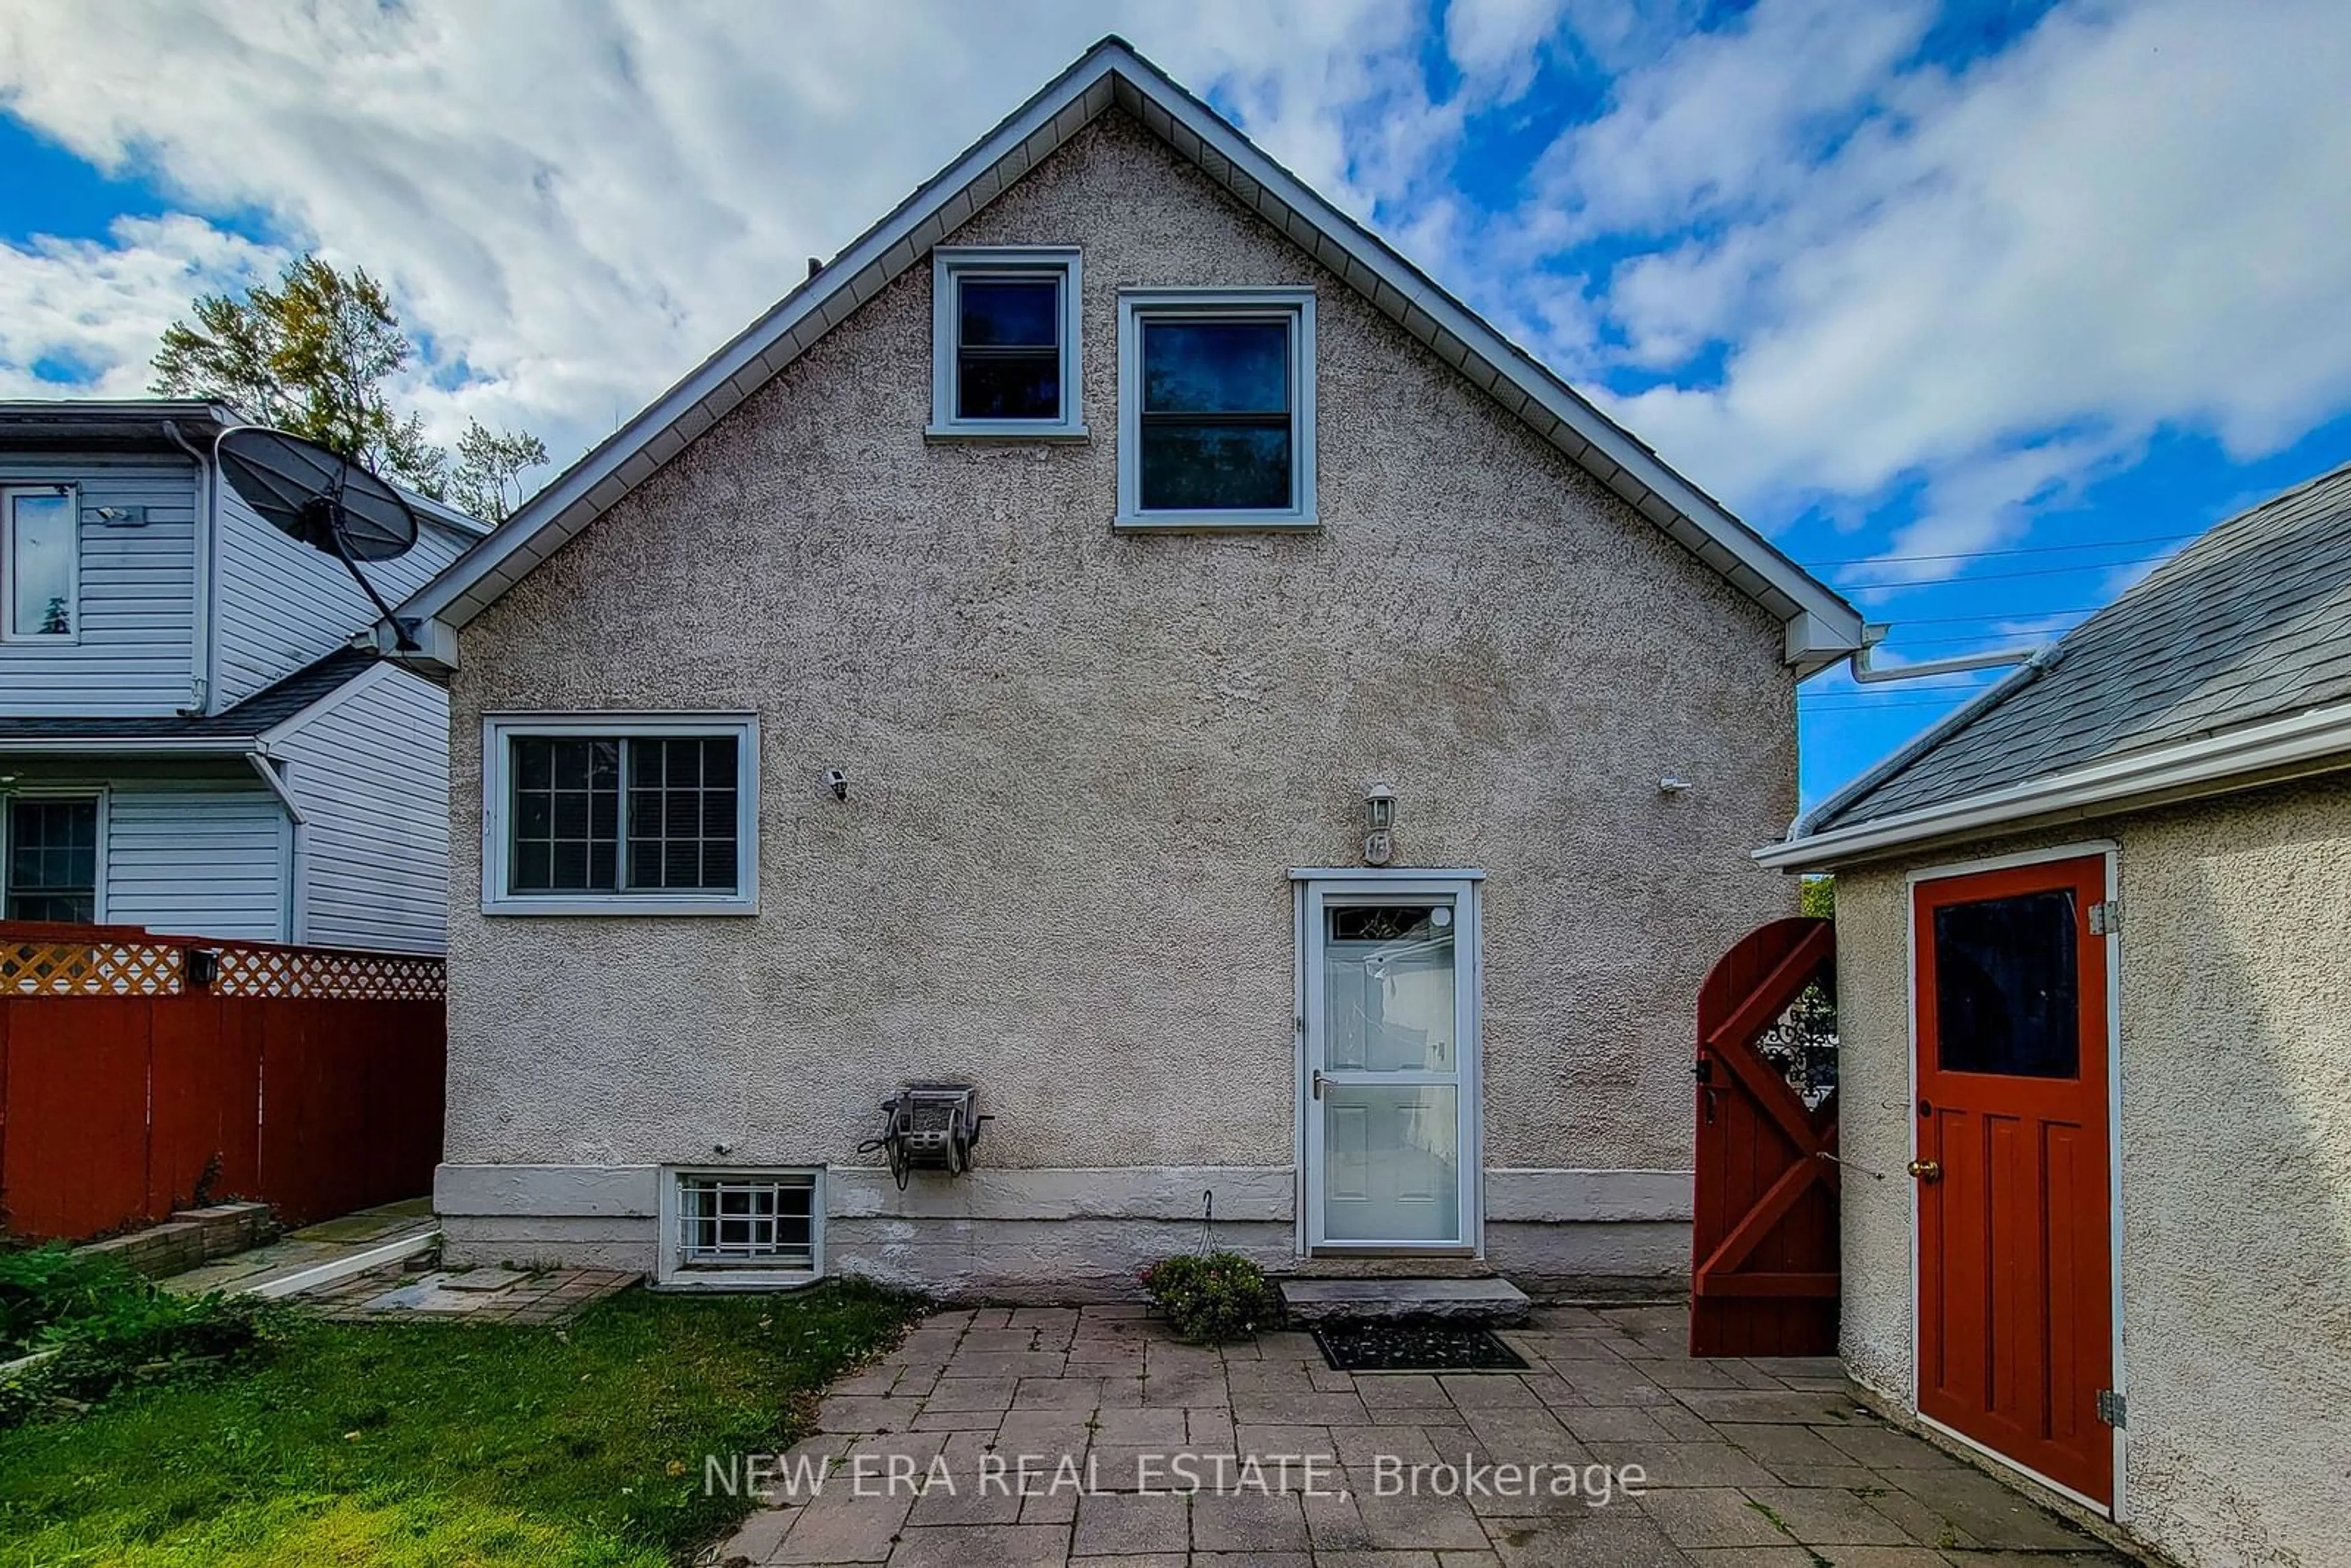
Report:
1914,855,2113,1506
1691,917,1839,1356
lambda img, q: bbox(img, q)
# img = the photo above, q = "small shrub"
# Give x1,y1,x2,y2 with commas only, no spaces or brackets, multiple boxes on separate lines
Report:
1138,1251,1275,1345
0,1242,142,1357
0,1240,277,1427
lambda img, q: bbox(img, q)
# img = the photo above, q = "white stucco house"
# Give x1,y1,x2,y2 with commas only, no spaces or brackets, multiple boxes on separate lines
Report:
1760,463,2351,1568
0,400,475,953
393,39,1868,1298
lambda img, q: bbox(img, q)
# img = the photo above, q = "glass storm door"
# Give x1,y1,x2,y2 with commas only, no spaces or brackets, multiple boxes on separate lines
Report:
1913,854,2114,1507
1302,877,1480,1251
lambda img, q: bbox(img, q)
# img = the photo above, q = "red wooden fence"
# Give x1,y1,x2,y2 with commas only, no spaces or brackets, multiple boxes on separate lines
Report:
0,921,444,1240
1690,915,1840,1357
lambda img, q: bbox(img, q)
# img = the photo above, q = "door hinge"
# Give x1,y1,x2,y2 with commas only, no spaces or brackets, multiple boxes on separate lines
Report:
2096,1388,2126,1427
2088,900,2121,936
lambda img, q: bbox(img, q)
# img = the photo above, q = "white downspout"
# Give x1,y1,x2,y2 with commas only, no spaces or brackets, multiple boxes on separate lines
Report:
246,749,306,945
164,419,219,716
1845,621,2042,683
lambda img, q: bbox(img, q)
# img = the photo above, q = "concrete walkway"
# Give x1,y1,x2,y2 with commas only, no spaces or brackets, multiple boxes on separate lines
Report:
160,1198,438,1297
718,1301,2140,1567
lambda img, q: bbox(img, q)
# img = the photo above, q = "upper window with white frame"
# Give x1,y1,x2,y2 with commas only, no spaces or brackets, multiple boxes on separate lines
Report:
3,486,78,642
1117,290,1316,529
483,716,757,915
929,247,1084,439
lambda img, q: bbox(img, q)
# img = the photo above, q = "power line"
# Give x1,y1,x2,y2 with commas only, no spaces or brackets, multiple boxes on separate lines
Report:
1801,696,1990,711
1847,552,2175,590
1804,530,2198,568
1888,604,2103,625
1884,623,2086,648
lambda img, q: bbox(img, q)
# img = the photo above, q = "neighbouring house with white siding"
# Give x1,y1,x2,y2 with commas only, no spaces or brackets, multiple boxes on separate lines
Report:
0,401,481,954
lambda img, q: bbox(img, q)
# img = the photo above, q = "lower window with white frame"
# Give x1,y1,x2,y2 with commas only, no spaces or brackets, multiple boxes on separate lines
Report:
4,795,100,923
657,1168,822,1289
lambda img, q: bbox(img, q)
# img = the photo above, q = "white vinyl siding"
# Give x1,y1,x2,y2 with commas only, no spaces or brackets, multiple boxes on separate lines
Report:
0,454,197,717
270,666,450,954
212,488,473,708
102,789,289,942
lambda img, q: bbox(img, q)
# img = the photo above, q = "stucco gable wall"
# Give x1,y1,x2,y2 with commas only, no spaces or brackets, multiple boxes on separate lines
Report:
444,110,1796,1184
1831,774,2351,1568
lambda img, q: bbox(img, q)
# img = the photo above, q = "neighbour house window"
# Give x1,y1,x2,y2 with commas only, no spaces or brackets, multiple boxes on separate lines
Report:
484,717,757,915
5,798,99,923
660,1169,822,1285
3,487,78,641
1117,290,1316,528
928,248,1084,438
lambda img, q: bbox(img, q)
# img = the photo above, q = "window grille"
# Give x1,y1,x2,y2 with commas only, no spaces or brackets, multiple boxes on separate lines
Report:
674,1172,816,1270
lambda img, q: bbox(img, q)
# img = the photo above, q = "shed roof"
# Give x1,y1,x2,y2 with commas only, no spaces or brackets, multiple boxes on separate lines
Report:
1768,462,2351,863
388,36,1862,672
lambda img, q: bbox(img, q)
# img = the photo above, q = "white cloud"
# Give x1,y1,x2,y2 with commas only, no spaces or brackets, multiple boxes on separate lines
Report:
0,216,283,399
1592,0,2351,550
0,0,1433,464
0,0,2347,601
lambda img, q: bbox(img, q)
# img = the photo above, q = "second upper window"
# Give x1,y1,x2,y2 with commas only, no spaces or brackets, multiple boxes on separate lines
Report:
1117,290,1316,528
929,248,1084,439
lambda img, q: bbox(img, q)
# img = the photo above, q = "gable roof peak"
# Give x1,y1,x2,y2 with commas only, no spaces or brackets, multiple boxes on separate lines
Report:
390,37,1861,670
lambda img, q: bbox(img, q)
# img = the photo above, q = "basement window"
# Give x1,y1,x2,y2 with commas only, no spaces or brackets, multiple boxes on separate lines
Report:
657,1169,822,1289
482,715,757,915
928,248,1085,439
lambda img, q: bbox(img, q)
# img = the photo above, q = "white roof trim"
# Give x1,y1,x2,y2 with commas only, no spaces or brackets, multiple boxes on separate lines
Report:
1755,698,2351,870
392,37,1861,666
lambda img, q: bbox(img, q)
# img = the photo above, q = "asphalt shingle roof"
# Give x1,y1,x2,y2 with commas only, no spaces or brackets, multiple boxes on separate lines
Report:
1810,462,2351,833
0,647,380,743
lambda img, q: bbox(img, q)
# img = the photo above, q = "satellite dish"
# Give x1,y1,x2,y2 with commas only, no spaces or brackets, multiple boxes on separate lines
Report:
216,426,421,649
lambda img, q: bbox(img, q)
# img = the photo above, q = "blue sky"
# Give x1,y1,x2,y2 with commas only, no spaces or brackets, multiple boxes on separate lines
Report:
3,0,2346,806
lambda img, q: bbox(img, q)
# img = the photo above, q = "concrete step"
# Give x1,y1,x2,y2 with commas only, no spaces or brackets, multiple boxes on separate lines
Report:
1279,1275,1531,1325
1278,1256,1496,1280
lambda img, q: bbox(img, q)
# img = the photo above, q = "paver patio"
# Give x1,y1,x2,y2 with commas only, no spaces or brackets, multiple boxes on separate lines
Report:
715,1301,2144,1567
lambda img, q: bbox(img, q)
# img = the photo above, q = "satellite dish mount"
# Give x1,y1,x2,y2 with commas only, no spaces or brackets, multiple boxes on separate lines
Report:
214,426,424,651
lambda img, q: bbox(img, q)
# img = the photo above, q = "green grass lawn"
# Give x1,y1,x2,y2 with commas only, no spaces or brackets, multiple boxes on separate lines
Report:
0,1278,923,1567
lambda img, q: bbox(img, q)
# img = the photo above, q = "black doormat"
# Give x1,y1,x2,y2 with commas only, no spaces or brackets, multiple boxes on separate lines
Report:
1311,1316,1530,1373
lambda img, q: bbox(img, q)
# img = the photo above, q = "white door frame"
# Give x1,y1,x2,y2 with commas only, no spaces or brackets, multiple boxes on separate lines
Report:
1903,838,2126,1521
1291,868,1484,1256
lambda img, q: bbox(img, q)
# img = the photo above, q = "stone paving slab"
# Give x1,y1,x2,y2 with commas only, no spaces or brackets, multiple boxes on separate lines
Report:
715,1302,2151,1567
301,1261,639,1324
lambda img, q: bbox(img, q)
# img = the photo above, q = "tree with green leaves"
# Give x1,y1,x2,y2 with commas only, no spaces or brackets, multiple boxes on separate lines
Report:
1800,875,1835,920
152,253,547,522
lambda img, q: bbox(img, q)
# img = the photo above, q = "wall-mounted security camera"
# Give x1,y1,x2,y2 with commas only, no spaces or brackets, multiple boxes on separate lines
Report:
823,768,849,800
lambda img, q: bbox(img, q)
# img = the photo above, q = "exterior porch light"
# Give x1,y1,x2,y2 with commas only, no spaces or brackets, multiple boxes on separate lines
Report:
1363,781,1396,866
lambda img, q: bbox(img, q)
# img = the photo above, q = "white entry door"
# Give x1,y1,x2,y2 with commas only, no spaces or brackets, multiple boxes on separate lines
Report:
1300,874,1481,1251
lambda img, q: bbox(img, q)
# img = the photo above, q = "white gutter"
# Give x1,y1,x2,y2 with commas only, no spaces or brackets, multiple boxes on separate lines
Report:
1757,699,2351,869
0,736,255,755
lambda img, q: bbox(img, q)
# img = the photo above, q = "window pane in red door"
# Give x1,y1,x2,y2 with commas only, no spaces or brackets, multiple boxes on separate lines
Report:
1932,890,2080,1077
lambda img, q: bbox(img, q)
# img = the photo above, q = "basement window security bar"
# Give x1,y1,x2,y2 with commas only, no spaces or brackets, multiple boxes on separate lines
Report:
675,1174,816,1269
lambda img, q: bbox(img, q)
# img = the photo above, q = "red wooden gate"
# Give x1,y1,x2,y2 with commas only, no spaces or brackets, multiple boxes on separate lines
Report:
1690,915,1839,1356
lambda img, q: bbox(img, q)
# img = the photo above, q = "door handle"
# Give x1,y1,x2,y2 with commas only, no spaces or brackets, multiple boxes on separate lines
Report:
1906,1158,1942,1182
1311,1068,1328,1100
